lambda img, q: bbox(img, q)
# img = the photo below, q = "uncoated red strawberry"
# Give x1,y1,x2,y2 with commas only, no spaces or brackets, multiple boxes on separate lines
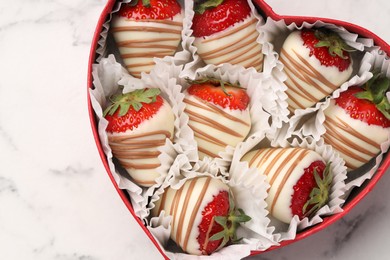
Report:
191,0,263,71
104,88,175,187
111,0,183,78
184,78,251,159
151,176,251,255
323,72,390,170
241,147,332,223
280,28,355,113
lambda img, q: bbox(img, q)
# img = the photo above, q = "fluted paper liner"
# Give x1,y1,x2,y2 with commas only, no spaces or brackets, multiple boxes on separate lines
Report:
315,50,390,193
181,0,265,80
280,50,390,195
259,17,374,122
147,160,265,259
178,63,278,167
229,134,347,246
283,47,374,141
90,55,191,219
94,0,191,78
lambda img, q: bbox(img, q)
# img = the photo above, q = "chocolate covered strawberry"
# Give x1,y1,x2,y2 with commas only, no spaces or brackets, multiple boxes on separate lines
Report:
191,0,263,71
241,147,332,224
104,88,174,187
151,176,251,255
111,0,183,78
323,72,390,170
183,78,251,159
280,28,355,113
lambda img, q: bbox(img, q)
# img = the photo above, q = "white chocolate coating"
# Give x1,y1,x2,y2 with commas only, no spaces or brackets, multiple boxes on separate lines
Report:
323,99,389,170
241,148,324,224
111,11,183,78
280,30,353,112
107,98,174,187
151,176,230,255
183,92,251,160
194,14,263,71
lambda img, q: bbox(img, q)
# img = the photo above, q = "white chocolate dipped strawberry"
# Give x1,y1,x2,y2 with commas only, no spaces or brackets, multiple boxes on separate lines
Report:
104,88,174,187
111,0,183,78
183,78,251,159
151,176,251,255
191,0,263,71
323,72,390,171
241,147,332,224
280,28,354,113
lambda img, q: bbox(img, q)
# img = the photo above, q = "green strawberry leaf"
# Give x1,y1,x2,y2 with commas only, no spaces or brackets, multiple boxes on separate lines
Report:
207,191,251,252
194,0,224,14
142,0,151,7
314,29,355,59
302,162,332,218
103,88,161,117
185,76,242,97
355,71,390,120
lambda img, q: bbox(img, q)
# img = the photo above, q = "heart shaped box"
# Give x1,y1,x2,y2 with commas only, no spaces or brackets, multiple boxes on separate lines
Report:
87,0,390,258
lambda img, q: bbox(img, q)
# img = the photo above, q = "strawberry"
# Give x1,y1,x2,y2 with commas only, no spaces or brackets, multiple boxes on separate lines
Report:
187,78,250,110
104,88,175,187
323,72,390,170
241,147,332,224
151,176,251,255
191,0,263,71
280,28,355,113
184,78,251,159
118,0,181,20
111,0,183,78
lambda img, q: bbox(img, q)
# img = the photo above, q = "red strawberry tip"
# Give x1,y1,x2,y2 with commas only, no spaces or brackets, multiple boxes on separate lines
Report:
314,29,355,59
103,88,161,117
194,0,224,14
354,71,390,120
302,162,332,218
208,192,251,252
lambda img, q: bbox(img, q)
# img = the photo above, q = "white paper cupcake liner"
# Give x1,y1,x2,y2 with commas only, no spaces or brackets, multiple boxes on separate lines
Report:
321,50,390,193
147,159,266,259
226,135,277,251
259,17,374,121
95,0,191,78
90,55,190,219
230,134,347,246
181,0,265,79
284,50,390,194
178,64,274,167
283,51,373,141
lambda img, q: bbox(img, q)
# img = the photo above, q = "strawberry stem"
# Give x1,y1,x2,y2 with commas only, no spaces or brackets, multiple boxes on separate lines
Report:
142,0,151,7
302,162,332,218
208,192,251,251
355,71,390,119
103,88,161,117
128,0,151,7
186,77,242,96
194,0,224,14
314,29,355,59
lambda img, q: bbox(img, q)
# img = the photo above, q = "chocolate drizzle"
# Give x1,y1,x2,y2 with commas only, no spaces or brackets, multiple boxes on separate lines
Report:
280,48,339,112
246,148,311,216
108,130,172,185
324,115,381,170
156,177,214,254
196,17,263,71
184,96,250,159
112,19,182,78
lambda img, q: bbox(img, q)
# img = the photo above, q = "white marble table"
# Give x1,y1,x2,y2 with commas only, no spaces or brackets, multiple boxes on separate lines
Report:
1,0,389,259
